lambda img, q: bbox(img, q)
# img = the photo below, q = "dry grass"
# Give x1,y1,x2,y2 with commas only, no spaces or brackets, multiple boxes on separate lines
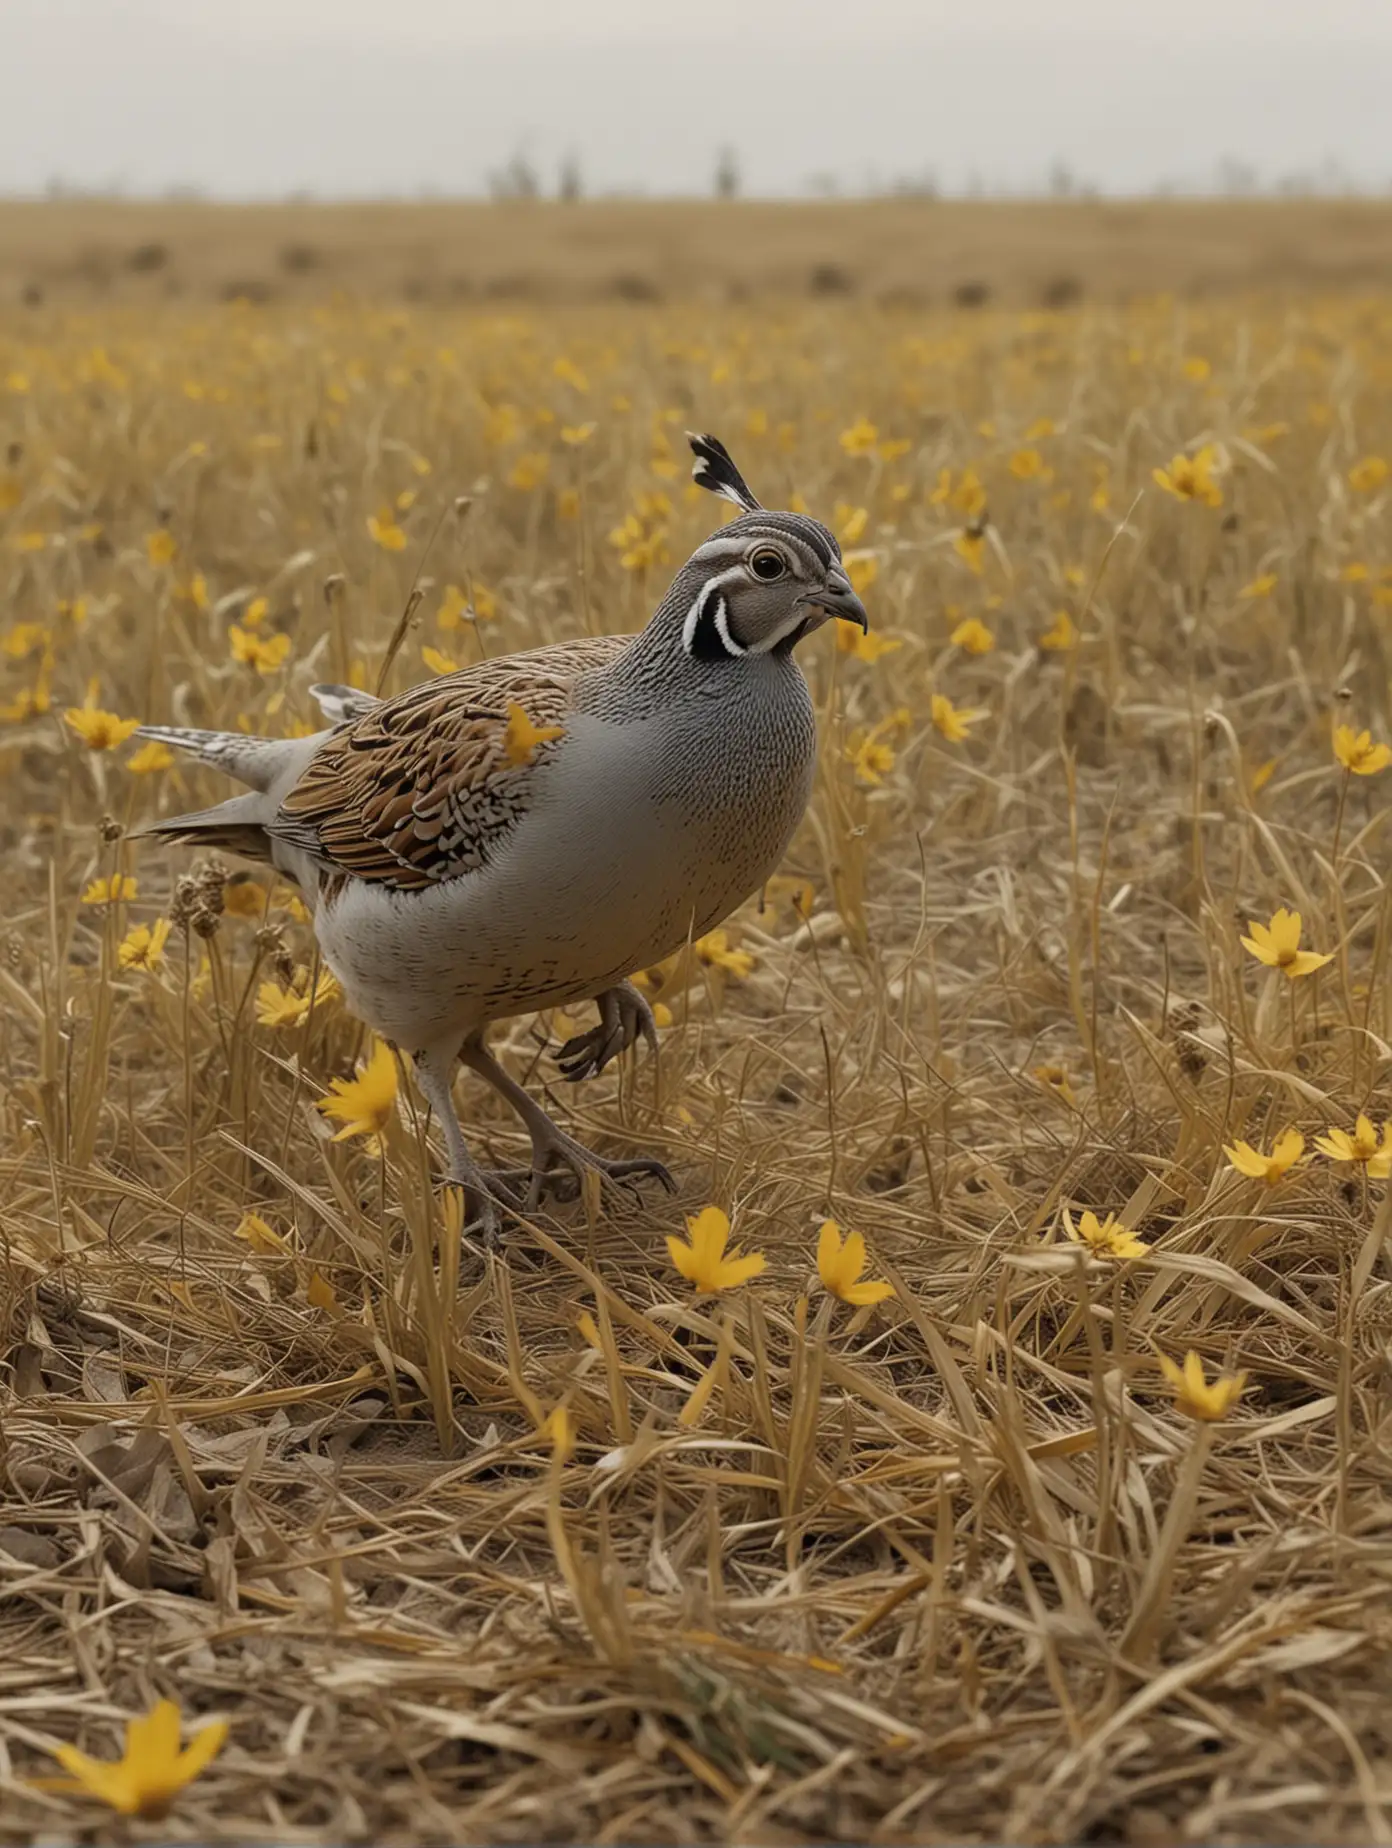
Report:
1,279,1391,1844
4,196,1392,310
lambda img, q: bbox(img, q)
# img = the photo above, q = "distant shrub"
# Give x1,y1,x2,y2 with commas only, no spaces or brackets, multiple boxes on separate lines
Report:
126,241,168,273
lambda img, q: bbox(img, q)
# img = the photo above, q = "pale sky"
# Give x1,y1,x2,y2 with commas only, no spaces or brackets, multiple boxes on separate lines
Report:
5,0,1390,199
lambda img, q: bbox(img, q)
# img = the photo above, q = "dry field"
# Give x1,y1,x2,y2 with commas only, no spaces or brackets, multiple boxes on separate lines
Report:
1,254,1391,1845
3,196,1392,310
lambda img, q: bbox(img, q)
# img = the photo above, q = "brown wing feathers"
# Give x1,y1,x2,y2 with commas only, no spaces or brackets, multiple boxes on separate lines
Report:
274,639,619,890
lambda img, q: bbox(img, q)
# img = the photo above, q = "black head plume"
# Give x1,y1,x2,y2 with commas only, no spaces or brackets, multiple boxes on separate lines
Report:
687,431,762,514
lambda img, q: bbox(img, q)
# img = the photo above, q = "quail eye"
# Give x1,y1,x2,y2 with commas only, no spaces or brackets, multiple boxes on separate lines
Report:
749,549,786,582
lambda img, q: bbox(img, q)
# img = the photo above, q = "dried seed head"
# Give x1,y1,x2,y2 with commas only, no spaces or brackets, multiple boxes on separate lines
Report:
190,899,223,940
1168,1000,1200,1037
195,858,228,913
323,572,346,606
169,873,199,931
99,815,123,844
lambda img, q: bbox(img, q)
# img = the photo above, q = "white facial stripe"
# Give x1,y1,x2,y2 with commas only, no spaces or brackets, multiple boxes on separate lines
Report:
714,598,746,656
746,611,807,655
681,583,709,654
682,574,748,658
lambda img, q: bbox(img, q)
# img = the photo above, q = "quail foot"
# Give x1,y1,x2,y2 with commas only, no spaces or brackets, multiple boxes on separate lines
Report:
136,433,870,1239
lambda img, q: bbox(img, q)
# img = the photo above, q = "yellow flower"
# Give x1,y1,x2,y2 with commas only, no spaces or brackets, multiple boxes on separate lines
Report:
81,873,138,906
1223,1127,1305,1184
878,437,910,463
1009,447,1045,479
421,645,459,676
816,1220,894,1306
1039,610,1078,651
127,738,174,774
931,693,985,743
560,421,596,447
367,509,408,550
1025,417,1056,440
953,529,985,574
1031,1063,1077,1106
1333,724,1392,777
503,702,564,767
843,550,878,596
542,1403,575,1460
839,417,878,458
1239,572,1277,599
256,969,337,1028
1347,455,1388,494
118,918,171,971
306,1271,339,1312
228,625,291,674
835,503,869,545
2,620,48,658
1181,355,1211,381
241,595,269,628
836,627,901,663
1153,444,1224,507
1156,1350,1246,1422
1240,907,1333,980
177,571,209,610
64,692,140,752
1314,1115,1392,1178
1064,1209,1150,1260
696,929,755,978
221,878,270,920
667,1205,766,1292
557,487,581,520
436,582,497,629
145,529,177,567
553,355,590,393
950,616,994,655
49,1700,226,1821
953,469,987,518
235,1211,287,1254
317,1038,398,1142
1,683,50,722
849,733,896,785
507,452,549,492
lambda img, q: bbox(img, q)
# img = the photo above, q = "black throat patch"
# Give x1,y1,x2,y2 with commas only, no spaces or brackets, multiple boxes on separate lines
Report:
684,581,745,662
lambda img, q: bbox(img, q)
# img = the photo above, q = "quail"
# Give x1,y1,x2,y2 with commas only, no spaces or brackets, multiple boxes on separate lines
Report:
137,434,870,1236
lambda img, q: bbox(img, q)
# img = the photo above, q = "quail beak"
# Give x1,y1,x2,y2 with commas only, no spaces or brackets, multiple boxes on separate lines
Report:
806,569,869,632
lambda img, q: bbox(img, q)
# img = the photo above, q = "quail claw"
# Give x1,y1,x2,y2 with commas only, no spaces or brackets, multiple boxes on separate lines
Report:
556,980,659,1083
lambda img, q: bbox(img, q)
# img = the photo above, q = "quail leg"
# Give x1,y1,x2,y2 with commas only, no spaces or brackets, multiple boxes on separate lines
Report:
460,1033,675,1210
556,979,660,1082
413,1042,508,1244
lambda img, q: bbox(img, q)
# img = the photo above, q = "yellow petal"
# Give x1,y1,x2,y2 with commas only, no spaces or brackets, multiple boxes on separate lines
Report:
713,1251,767,1288
1223,1140,1269,1178
845,1277,895,1306
686,1205,730,1262
1270,1128,1305,1168
173,1719,228,1784
666,1235,700,1281
816,1218,843,1274
1283,950,1333,979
